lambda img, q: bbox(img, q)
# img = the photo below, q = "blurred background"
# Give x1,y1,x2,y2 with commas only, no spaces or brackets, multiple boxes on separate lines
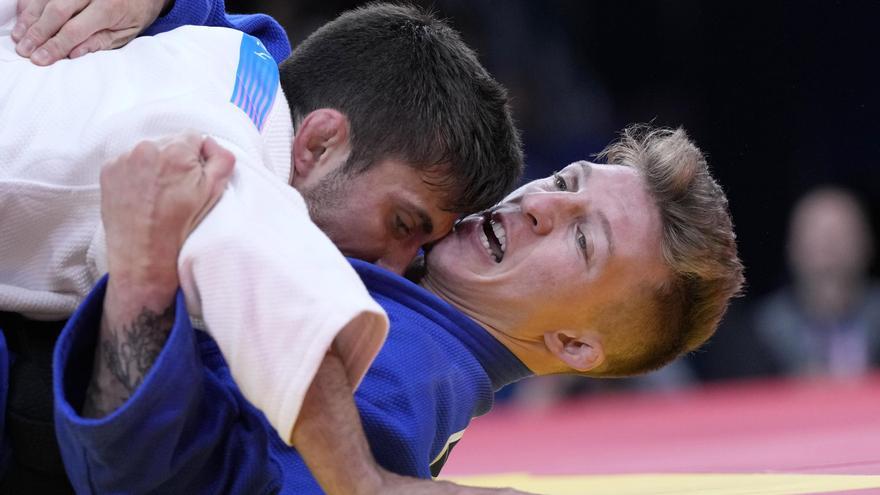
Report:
228,0,880,400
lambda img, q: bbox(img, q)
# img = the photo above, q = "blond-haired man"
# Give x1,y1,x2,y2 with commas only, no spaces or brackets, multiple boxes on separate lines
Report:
53,125,743,492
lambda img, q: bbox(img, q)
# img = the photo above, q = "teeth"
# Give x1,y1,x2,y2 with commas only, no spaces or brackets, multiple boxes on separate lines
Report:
491,220,506,254
479,228,492,258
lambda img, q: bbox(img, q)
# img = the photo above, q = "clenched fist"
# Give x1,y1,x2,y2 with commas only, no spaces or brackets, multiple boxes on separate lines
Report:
100,133,234,292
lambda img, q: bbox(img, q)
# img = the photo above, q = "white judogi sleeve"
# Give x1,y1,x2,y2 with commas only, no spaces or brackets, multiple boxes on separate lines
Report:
0,20,388,443
176,141,388,443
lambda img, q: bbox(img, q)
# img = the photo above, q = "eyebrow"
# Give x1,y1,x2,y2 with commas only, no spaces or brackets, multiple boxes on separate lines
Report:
577,162,615,261
578,160,593,179
598,211,615,258
415,208,434,235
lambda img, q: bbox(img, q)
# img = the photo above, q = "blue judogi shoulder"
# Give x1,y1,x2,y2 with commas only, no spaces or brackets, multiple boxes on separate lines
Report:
51,261,531,493
144,0,291,64
350,259,532,477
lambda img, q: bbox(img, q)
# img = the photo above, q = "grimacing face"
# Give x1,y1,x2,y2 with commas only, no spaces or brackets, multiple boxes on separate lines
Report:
423,161,668,342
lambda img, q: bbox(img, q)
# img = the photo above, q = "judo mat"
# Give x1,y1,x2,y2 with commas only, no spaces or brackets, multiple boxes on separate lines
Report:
442,374,880,494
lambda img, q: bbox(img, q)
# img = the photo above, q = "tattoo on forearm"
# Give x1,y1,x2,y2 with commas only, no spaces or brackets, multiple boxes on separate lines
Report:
83,305,174,418
103,306,174,393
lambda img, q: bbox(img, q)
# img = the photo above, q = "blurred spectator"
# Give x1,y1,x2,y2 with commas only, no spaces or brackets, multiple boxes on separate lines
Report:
753,187,880,378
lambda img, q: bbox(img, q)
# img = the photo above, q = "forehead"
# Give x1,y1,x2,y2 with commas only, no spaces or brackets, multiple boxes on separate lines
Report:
505,161,649,203
588,164,663,260
574,165,669,323
560,162,666,280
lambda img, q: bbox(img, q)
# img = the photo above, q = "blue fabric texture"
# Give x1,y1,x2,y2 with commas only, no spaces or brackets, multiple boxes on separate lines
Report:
51,261,531,493
143,0,291,64
52,277,281,494
0,330,9,474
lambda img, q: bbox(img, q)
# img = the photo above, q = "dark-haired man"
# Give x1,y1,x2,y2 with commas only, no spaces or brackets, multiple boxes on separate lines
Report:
0,3,522,493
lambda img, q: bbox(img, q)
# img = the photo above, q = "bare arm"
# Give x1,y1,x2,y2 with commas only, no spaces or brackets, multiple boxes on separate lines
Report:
81,284,175,417
81,134,529,494
83,134,234,417
294,352,531,495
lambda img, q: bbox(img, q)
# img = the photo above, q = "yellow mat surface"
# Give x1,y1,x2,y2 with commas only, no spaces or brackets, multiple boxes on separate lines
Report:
446,473,880,494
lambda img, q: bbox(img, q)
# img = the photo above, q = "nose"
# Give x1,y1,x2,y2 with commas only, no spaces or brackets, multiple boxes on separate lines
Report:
519,191,582,235
375,241,422,274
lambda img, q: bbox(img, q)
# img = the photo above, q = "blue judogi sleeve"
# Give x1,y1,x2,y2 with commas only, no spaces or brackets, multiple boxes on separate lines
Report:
53,276,282,494
0,329,10,474
143,0,291,64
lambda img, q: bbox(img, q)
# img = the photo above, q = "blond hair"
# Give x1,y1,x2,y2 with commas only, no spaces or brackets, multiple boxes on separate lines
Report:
594,124,744,376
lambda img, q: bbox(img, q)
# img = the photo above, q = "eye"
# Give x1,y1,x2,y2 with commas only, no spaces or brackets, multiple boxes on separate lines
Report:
394,214,412,237
576,228,588,256
553,172,568,191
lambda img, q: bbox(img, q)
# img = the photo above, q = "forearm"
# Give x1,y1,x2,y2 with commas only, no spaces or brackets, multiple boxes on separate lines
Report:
292,348,384,495
292,350,529,495
82,276,176,418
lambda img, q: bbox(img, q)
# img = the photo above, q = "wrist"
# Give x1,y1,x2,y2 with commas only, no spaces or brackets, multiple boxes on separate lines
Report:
106,272,178,318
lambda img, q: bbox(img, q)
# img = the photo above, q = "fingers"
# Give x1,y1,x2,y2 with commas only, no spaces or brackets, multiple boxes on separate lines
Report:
191,137,235,228
34,3,112,63
150,133,204,178
69,29,112,58
102,133,231,239
12,0,49,42
201,136,236,189
15,0,88,62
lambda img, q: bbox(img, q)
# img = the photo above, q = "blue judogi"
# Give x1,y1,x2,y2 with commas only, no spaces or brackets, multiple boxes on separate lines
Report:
144,0,291,63
52,260,531,493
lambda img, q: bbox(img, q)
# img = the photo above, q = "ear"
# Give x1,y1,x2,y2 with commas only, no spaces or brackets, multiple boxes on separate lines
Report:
291,109,351,187
543,330,605,372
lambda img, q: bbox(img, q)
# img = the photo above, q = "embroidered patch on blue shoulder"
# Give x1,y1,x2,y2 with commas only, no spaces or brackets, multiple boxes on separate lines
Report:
230,34,280,131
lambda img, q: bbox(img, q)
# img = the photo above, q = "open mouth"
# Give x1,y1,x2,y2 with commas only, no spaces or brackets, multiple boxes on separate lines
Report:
479,211,506,263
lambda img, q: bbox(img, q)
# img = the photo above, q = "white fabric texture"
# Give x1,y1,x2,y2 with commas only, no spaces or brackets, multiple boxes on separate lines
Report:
0,21,388,444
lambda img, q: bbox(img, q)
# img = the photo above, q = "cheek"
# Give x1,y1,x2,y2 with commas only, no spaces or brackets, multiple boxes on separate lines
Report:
331,219,386,259
427,239,468,279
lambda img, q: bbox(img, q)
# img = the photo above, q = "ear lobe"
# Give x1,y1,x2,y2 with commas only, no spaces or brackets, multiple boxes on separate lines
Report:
291,109,350,187
543,330,605,372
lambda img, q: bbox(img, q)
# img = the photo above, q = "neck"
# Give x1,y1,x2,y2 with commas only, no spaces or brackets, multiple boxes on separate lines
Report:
419,273,554,375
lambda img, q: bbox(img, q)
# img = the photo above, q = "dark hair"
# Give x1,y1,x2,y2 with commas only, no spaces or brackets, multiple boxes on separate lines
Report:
279,3,523,213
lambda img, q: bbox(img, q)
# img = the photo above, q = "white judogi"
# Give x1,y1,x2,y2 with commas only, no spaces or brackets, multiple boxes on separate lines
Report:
0,10,388,444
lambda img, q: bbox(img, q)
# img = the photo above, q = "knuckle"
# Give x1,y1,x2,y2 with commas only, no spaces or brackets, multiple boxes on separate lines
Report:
160,148,194,172
43,1,72,21
17,10,37,26
55,24,87,47
85,36,105,52
160,141,186,158
107,33,134,50
20,0,45,18
131,140,158,161
84,32,111,52
23,25,46,44
182,131,202,146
